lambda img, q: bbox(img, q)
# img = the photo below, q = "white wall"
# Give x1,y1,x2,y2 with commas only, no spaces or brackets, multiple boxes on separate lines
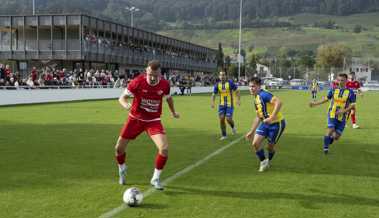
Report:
0,86,250,106
0,88,123,106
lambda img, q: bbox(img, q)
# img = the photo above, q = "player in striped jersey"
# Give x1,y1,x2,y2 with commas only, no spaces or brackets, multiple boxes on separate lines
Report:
310,73,356,154
211,71,240,140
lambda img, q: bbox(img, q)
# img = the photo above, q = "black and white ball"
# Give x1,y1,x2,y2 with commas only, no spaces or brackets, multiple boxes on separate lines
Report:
123,187,143,207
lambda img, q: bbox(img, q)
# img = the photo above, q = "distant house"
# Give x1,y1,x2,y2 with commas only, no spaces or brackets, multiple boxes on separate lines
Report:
256,63,272,77
350,58,372,82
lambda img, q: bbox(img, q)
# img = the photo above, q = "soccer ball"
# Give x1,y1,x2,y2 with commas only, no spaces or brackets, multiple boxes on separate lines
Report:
123,187,143,207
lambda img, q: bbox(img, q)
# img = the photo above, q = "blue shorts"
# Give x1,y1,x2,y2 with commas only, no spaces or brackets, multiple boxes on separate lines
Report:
218,105,234,118
256,119,286,145
327,117,345,135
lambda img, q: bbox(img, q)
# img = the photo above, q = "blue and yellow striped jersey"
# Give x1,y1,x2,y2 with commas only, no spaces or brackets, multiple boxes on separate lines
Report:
213,80,238,107
311,81,319,91
327,88,356,121
254,89,284,123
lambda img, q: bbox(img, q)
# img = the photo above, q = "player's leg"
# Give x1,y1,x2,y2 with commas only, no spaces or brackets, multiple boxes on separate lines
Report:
253,124,270,172
116,118,144,185
332,120,345,141
267,120,286,164
147,121,168,190
225,107,237,134
115,137,129,185
350,108,359,128
150,134,168,190
323,127,335,154
218,106,227,140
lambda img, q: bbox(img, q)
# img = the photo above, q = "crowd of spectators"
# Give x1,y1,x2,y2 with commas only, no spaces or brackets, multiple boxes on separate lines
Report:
0,64,126,89
84,31,215,63
0,63,223,91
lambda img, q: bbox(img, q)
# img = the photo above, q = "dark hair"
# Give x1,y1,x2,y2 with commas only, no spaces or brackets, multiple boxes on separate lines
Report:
148,60,161,71
249,77,262,85
338,73,348,79
350,71,356,75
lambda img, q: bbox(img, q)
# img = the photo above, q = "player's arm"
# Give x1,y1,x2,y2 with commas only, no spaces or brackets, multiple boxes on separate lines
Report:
263,96,282,124
166,96,180,118
118,89,132,110
309,98,329,107
231,81,241,106
357,87,363,97
211,85,218,108
245,116,261,141
235,89,241,106
310,89,332,107
336,103,356,116
337,91,356,115
211,93,216,108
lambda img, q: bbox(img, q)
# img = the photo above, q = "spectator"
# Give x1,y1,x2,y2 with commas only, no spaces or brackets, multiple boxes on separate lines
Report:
5,65,12,81
26,76,34,88
0,64,5,80
31,67,38,83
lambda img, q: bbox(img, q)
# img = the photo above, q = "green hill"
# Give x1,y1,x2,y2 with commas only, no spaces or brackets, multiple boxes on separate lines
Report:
158,13,379,58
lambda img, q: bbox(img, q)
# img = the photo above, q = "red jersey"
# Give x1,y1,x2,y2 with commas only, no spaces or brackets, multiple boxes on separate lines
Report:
31,70,37,81
5,68,11,77
346,80,360,90
332,81,338,89
126,73,170,121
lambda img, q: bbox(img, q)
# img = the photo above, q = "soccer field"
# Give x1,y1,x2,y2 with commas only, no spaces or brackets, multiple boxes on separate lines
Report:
1,90,379,218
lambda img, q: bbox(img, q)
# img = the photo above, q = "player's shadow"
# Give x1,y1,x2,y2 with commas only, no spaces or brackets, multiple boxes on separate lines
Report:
271,133,379,178
165,186,379,208
136,203,168,209
0,122,221,192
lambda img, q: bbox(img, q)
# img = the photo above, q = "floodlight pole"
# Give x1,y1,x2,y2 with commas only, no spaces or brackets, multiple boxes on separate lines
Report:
238,0,243,81
33,0,35,15
126,6,140,28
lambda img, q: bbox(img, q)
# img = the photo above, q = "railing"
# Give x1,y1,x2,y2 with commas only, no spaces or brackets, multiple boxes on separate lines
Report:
0,39,216,71
0,84,119,90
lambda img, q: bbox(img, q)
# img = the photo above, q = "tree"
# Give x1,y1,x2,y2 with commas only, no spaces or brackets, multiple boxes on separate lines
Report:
216,43,225,70
247,52,258,77
227,64,238,79
353,24,362,33
224,55,232,69
316,44,352,78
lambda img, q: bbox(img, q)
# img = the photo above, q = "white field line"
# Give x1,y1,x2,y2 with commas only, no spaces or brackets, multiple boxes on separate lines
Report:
99,135,244,218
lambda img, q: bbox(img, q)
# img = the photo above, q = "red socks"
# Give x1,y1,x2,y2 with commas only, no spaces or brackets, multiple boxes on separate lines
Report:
351,114,356,124
117,152,167,169
116,152,126,165
155,154,168,170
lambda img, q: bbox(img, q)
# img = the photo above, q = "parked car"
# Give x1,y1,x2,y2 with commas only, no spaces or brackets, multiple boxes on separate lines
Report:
264,77,283,89
362,80,379,91
289,79,308,90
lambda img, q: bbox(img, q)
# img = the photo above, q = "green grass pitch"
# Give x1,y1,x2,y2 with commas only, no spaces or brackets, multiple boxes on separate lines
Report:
1,90,379,218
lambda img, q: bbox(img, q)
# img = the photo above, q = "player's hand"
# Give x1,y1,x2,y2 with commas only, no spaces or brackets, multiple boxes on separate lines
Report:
263,117,274,124
172,112,180,119
236,100,241,106
245,130,254,141
123,102,132,110
335,109,344,116
211,102,215,109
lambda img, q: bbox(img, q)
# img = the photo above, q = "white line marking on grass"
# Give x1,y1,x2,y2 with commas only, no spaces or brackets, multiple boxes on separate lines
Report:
99,135,244,218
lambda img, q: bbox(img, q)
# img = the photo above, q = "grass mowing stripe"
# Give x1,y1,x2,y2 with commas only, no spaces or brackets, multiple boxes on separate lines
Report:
99,135,244,218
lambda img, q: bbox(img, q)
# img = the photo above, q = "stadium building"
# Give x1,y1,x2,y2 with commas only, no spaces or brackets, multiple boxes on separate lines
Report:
0,14,217,76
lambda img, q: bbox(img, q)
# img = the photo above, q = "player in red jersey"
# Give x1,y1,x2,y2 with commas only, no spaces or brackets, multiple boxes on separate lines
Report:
332,80,339,89
346,72,362,129
114,60,180,190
